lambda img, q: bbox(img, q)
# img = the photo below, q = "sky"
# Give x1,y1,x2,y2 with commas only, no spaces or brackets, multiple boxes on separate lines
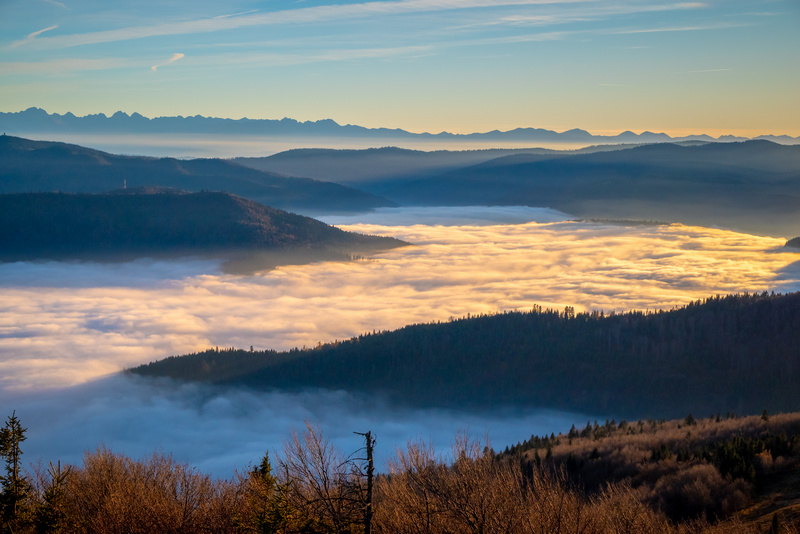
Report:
1,0,799,137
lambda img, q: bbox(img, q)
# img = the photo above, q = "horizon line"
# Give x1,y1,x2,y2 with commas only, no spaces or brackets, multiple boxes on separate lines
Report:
2,107,799,141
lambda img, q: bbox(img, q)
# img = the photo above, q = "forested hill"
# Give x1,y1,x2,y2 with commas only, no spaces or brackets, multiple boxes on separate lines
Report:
0,191,406,262
0,134,394,212
131,292,800,419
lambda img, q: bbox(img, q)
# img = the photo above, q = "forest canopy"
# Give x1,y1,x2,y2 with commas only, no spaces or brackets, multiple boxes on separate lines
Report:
131,291,800,419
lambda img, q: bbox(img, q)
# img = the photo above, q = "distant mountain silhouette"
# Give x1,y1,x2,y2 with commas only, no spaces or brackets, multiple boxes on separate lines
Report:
233,144,640,186
235,147,559,185
379,140,800,237
0,190,406,266
0,135,393,213
3,108,797,145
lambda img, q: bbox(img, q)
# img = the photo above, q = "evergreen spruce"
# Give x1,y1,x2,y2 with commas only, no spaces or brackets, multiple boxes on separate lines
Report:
0,412,30,533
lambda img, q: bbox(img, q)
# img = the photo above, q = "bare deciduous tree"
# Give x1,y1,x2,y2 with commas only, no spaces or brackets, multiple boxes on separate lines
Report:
277,422,366,534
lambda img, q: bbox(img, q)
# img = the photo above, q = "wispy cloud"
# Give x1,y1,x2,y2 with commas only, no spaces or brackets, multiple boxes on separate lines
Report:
19,0,594,49
727,11,782,17
10,25,58,48
42,0,68,8
446,30,573,47
454,2,707,30
214,9,259,19
451,14,587,30
151,52,185,72
187,45,432,69
612,22,746,34
686,68,732,73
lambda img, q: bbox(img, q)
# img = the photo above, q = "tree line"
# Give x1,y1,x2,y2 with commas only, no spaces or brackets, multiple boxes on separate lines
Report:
3,411,798,534
133,291,800,419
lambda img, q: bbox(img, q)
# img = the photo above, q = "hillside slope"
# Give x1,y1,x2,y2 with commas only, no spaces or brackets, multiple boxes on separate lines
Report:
0,190,406,264
131,292,800,419
500,411,800,529
0,134,393,212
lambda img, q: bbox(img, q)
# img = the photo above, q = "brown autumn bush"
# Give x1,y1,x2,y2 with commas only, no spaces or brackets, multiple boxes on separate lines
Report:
376,434,681,534
59,447,238,534
588,483,675,534
377,435,556,534
646,462,750,522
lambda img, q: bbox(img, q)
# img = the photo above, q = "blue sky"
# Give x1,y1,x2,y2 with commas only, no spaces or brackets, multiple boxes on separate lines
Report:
1,0,798,135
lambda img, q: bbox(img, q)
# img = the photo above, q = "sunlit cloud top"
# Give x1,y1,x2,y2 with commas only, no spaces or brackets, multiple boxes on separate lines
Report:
2,210,799,479
0,0,797,136
1,212,798,392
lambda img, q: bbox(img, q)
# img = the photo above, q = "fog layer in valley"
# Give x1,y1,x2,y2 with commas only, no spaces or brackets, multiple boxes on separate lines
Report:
2,207,799,476
0,376,587,476
4,210,798,391
6,133,594,158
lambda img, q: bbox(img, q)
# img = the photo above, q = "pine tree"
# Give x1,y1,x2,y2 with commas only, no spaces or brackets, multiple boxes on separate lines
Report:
33,462,71,534
237,452,293,533
0,412,31,533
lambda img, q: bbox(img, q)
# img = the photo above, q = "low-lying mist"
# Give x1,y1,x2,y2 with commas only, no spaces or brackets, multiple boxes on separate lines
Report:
2,207,799,476
7,133,597,158
0,375,588,477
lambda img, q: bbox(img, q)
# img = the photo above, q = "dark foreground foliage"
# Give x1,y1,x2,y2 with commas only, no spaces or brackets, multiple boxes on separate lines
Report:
2,412,800,534
133,291,800,418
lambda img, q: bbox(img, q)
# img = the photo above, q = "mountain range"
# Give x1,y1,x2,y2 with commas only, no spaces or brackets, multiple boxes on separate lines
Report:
373,140,800,236
2,108,798,145
236,140,800,237
4,132,800,237
232,144,641,186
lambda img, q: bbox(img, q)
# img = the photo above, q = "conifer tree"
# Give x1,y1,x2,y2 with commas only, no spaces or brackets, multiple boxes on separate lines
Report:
0,412,30,533
33,462,71,534
237,452,292,534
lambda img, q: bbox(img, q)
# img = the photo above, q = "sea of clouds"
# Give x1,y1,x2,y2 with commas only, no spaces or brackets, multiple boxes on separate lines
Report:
2,207,799,476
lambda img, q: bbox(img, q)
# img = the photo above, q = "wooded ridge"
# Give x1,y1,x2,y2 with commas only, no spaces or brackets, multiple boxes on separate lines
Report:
130,291,800,419
0,190,406,263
